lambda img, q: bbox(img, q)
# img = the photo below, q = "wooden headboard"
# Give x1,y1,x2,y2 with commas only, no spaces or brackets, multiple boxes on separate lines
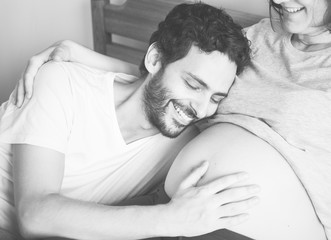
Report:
91,0,264,66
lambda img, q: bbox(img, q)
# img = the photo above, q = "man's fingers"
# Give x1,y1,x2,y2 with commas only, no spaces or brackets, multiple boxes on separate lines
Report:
215,185,261,205
218,213,250,228
178,161,209,191
201,172,249,195
218,196,260,217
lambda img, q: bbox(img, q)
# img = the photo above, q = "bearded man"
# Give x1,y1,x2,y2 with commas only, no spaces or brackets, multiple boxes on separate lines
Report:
0,3,256,239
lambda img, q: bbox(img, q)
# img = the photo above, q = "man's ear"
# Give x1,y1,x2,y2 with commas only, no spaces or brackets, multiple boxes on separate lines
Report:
144,43,162,75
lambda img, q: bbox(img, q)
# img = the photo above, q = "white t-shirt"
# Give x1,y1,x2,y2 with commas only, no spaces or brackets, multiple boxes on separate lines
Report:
0,62,197,235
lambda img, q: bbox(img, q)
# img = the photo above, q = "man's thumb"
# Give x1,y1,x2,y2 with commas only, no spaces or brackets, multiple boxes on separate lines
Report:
178,161,209,190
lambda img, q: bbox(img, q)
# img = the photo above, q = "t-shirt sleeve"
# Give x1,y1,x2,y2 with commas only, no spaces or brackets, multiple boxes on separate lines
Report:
0,62,74,153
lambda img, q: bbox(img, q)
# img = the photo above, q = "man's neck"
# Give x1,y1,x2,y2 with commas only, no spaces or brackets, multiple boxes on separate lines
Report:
113,75,159,144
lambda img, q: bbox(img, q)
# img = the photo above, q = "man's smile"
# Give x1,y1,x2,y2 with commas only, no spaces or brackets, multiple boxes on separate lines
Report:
170,101,195,126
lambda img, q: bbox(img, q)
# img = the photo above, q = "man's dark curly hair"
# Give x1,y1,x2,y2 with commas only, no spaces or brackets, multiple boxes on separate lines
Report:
139,2,251,76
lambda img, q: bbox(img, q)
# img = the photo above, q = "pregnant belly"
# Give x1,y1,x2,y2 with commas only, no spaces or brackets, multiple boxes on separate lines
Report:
165,123,326,240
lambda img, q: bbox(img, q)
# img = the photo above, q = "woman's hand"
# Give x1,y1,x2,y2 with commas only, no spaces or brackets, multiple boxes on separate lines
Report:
163,161,260,237
13,40,138,107
13,40,71,107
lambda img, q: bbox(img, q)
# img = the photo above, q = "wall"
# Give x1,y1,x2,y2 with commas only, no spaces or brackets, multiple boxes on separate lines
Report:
204,0,269,16
110,0,269,15
0,0,93,104
0,0,268,104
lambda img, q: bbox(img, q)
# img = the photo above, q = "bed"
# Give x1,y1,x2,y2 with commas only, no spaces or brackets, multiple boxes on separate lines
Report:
90,0,263,239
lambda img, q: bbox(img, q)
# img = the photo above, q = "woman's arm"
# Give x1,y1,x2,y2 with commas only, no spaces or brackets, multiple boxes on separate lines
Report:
14,40,139,106
55,40,139,74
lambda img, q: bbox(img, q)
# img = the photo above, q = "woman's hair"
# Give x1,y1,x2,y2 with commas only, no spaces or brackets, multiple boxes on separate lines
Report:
269,0,331,30
139,2,251,77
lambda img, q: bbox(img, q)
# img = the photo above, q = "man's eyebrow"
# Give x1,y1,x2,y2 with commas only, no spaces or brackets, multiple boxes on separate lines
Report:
186,72,228,97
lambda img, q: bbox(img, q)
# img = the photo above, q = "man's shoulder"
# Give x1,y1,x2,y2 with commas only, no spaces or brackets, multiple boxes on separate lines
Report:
34,61,68,90
33,61,73,97
39,61,111,80
38,61,66,76
37,62,114,93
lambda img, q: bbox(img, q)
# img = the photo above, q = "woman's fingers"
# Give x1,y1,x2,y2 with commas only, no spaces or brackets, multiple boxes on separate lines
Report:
50,44,71,62
14,41,73,107
14,46,58,107
15,79,25,107
21,60,40,102
11,83,18,105
23,49,54,99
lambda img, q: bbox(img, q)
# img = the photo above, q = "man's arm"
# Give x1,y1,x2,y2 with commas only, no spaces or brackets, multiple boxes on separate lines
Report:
12,144,256,239
14,40,139,106
13,144,167,240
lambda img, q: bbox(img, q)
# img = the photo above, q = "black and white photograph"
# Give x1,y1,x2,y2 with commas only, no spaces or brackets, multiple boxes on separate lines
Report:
0,0,330,239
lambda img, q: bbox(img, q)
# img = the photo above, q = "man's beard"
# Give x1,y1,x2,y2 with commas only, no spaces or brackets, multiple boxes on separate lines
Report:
143,70,196,138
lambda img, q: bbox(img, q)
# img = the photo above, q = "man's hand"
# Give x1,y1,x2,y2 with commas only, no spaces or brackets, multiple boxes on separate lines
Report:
164,161,260,237
13,40,71,107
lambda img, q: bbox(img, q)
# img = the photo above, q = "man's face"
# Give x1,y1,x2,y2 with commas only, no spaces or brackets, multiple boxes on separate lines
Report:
143,45,237,138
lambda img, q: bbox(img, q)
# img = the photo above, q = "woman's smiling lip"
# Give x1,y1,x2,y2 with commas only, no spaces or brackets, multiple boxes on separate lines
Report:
283,6,305,13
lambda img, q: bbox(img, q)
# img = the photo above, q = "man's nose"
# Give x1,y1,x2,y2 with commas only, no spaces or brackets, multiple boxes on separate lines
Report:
191,100,210,120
